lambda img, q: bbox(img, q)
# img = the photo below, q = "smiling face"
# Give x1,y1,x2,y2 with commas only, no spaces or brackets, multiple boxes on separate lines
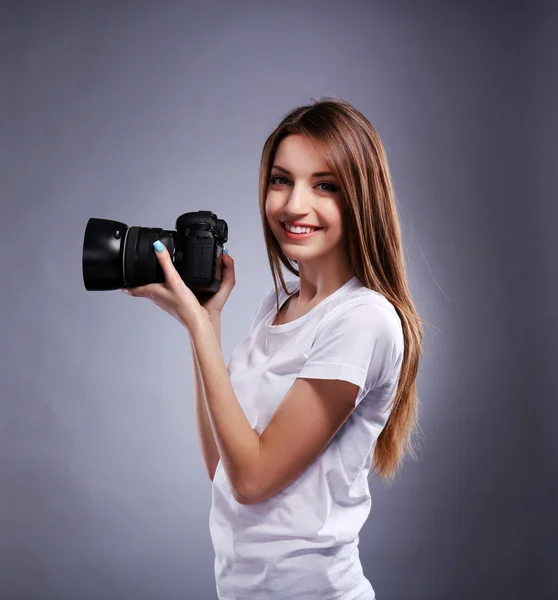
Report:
265,134,349,269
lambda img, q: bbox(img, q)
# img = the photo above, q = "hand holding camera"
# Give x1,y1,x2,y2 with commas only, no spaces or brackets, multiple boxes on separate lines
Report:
82,210,235,324
122,239,235,330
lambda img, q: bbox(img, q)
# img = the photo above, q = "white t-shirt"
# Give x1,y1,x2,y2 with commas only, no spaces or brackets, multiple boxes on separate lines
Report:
209,275,405,600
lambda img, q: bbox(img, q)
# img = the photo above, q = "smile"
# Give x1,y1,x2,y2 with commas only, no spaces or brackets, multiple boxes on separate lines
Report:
281,222,324,240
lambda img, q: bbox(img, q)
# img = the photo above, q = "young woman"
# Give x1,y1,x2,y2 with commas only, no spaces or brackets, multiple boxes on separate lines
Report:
122,98,424,599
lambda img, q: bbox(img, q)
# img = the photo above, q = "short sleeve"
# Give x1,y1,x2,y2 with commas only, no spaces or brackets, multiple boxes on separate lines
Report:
297,301,404,405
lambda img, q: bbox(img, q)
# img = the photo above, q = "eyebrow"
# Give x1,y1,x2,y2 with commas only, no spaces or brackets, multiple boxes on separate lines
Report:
271,164,335,178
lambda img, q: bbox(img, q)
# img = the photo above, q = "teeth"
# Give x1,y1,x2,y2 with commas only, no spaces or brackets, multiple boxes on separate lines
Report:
285,223,318,234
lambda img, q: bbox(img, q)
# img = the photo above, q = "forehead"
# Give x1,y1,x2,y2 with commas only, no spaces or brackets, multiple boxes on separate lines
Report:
274,134,330,174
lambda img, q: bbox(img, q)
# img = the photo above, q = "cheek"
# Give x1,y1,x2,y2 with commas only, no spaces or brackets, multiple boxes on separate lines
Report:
264,197,272,223
265,194,280,221
324,203,345,232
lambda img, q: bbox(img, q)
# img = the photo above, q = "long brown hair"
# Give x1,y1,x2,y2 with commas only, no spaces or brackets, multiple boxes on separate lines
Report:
258,97,426,481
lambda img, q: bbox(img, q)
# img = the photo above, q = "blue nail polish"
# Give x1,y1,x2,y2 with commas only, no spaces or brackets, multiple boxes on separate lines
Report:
224,246,229,256
153,240,164,253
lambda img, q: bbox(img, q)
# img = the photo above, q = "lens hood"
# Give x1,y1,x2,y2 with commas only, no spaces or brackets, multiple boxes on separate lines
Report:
82,218,128,290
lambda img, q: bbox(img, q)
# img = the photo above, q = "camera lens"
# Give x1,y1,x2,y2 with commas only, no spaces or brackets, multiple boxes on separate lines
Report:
82,218,175,290
82,218,128,290
123,226,174,288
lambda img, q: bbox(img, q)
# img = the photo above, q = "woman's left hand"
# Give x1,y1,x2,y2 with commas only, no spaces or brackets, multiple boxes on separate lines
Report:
121,240,207,331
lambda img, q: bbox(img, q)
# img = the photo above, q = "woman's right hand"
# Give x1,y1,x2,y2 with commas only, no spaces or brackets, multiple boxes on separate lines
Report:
194,249,235,317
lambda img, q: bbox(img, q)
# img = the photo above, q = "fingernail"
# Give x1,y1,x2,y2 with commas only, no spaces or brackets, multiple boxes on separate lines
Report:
121,288,131,295
153,241,164,253
223,246,229,256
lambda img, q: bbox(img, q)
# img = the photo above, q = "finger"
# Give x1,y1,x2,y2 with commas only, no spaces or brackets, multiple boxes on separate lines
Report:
153,241,180,285
220,252,235,286
121,283,164,297
222,250,234,267
121,287,145,297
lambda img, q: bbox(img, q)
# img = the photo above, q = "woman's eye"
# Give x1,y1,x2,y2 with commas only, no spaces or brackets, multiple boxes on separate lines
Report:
269,177,337,192
317,182,337,192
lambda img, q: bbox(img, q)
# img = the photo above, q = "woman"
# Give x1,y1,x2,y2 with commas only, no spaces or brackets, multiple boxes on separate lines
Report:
122,98,424,599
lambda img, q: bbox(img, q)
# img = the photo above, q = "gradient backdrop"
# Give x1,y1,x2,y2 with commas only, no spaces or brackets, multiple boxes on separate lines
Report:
1,1,554,599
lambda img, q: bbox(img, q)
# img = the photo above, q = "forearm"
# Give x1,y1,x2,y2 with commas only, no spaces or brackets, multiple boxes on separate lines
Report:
189,313,261,503
191,316,220,480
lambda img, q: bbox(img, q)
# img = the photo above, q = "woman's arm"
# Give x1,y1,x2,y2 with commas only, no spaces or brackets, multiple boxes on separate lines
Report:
189,313,360,506
123,244,368,505
189,314,262,503
191,312,221,482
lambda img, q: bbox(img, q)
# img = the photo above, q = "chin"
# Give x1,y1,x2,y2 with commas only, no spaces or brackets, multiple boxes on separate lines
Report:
282,248,325,263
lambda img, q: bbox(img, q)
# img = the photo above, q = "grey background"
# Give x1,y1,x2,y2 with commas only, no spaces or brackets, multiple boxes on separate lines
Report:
0,1,554,599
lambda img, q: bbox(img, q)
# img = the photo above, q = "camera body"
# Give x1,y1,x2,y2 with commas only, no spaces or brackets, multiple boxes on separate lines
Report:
82,210,228,293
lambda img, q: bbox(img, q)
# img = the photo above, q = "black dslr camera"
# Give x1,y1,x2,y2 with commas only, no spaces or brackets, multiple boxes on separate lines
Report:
82,211,228,295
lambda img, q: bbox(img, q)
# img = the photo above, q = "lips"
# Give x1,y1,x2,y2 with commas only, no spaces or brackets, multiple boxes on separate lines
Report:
281,224,323,241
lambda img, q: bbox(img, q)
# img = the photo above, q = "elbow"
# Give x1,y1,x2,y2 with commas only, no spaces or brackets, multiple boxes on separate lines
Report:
232,478,262,505
233,491,255,505
232,441,265,505
232,486,258,505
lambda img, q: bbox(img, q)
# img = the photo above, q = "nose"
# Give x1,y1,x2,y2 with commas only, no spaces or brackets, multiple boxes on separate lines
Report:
284,183,310,215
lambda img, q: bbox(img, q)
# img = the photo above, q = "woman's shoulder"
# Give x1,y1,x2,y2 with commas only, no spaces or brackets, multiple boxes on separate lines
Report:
324,281,400,324
250,278,401,337
316,285,403,354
